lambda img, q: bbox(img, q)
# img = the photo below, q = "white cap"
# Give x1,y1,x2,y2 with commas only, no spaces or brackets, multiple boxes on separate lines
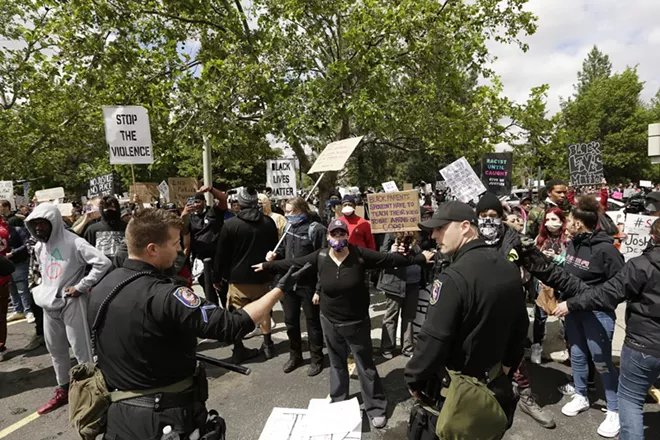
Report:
163,426,172,435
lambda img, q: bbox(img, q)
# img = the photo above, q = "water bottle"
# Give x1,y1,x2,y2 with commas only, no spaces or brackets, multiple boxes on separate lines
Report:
161,425,180,440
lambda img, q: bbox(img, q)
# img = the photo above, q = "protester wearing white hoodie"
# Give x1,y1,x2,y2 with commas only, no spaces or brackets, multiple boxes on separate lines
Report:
25,204,111,415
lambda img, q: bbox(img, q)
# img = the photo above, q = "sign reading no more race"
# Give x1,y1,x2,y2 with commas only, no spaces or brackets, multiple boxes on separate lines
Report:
103,106,154,165
367,190,420,234
267,159,297,200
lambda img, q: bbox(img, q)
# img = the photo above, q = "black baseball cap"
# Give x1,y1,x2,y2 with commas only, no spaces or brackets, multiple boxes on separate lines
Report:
328,219,349,233
419,201,477,230
341,195,356,205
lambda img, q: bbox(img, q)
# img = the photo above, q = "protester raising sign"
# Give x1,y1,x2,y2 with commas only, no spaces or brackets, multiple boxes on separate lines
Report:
88,173,114,198
267,159,297,200
367,190,420,234
481,152,513,197
168,177,198,208
439,157,486,203
621,214,656,261
568,141,603,186
0,181,14,209
307,136,363,174
158,180,170,202
103,105,154,165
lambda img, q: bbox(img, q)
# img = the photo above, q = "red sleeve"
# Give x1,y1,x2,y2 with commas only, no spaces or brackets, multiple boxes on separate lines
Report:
567,189,576,206
363,219,376,250
599,188,608,210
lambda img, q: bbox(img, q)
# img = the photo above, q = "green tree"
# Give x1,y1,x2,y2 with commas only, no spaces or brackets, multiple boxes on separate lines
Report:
576,45,612,96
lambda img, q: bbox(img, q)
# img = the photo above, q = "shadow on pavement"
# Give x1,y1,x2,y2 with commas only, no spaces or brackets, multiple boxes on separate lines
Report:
0,364,58,400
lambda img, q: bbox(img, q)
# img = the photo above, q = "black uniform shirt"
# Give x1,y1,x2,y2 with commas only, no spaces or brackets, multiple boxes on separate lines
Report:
189,206,225,259
404,240,529,391
88,259,254,391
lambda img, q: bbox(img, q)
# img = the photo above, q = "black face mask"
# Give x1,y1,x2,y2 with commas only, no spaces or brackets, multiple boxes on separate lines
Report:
102,209,121,225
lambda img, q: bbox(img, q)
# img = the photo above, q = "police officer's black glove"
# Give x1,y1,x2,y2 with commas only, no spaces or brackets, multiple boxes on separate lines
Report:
519,237,554,279
276,263,313,292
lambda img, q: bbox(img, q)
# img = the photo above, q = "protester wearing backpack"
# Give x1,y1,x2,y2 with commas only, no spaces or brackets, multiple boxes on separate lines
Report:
266,196,327,376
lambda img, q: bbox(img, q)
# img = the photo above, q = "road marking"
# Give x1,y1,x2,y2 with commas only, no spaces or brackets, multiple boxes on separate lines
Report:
0,412,40,439
7,319,26,326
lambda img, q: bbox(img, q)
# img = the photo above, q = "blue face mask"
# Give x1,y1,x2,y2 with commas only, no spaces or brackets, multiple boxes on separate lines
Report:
329,238,348,252
286,214,306,225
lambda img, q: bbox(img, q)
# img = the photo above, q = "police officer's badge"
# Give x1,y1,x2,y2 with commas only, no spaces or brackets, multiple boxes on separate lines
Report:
430,279,442,305
173,287,202,309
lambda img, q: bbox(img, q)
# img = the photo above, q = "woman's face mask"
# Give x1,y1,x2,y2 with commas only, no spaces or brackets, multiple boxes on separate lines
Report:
342,206,355,216
329,238,348,252
478,217,502,243
286,214,306,225
545,221,562,232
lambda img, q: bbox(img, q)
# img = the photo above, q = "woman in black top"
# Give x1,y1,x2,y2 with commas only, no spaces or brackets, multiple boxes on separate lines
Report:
255,219,433,429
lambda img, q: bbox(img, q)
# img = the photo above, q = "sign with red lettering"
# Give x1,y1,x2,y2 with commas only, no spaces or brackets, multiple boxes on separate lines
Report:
103,105,154,165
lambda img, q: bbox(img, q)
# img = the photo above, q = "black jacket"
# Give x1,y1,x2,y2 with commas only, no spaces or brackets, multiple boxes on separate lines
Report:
527,246,660,359
8,225,30,263
0,255,14,277
562,229,624,303
405,240,529,391
377,234,425,296
275,217,326,289
213,208,278,285
492,225,522,261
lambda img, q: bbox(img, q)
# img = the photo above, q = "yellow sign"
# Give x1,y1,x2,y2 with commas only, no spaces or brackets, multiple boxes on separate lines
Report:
367,190,420,234
168,177,199,208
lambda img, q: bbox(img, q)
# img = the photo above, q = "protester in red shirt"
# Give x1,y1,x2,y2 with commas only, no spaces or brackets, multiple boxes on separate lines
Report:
338,195,376,250
0,216,12,361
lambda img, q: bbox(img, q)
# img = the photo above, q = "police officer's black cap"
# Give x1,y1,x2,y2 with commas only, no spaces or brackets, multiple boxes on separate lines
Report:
419,201,477,230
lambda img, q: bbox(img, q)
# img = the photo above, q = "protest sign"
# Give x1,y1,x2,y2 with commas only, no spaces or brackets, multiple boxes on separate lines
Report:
0,181,14,209
439,157,487,203
158,180,170,202
130,183,160,203
481,152,513,197
435,181,448,191
623,188,635,198
55,203,74,217
567,141,603,186
266,159,297,200
367,190,420,234
168,177,198,208
621,214,656,261
15,195,28,207
640,180,653,188
403,183,413,191
382,181,399,193
307,136,363,174
88,173,114,198
35,187,65,202
103,105,153,165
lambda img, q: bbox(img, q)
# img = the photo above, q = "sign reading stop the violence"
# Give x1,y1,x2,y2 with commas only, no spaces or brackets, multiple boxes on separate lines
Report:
103,106,154,165
367,190,420,234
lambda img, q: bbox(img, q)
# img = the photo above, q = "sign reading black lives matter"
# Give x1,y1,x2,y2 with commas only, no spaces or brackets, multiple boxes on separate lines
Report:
568,141,603,186
267,159,297,199
103,105,154,165
88,173,114,198
481,152,513,196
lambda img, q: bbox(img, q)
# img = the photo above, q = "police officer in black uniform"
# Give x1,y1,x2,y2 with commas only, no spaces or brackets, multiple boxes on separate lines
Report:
89,209,306,440
404,201,529,439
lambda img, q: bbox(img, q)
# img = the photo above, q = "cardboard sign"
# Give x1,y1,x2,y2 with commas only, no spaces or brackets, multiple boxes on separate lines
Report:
158,180,170,202
55,203,74,217
267,159,297,199
130,183,160,203
482,152,513,196
35,187,65,202
403,183,413,191
0,181,14,209
88,173,114,198
367,190,420,233
103,105,154,165
640,180,653,188
382,181,399,193
307,136,363,174
621,214,656,261
168,177,198,208
568,141,603,186
439,157,487,203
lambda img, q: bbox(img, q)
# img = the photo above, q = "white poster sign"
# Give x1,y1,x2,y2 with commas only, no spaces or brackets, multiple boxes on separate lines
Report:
622,214,656,261
55,203,74,217
640,180,653,188
0,181,14,209
307,136,363,174
439,157,487,203
103,105,153,165
158,180,170,202
267,159,297,199
381,181,399,193
35,187,65,202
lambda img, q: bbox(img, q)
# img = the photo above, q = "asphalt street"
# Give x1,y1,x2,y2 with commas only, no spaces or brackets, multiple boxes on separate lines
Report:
1,290,659,440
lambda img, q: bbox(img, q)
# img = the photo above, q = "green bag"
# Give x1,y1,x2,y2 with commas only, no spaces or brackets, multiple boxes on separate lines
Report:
435,364,508,440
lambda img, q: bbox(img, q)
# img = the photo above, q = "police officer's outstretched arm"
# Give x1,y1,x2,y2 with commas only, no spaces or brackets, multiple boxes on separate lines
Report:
404,274,462,392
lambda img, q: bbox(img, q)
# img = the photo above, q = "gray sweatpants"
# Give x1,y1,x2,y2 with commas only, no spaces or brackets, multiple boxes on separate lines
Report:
43,296,93,386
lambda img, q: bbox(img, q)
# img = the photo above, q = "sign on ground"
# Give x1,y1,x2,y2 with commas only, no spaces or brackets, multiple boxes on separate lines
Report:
367,190,420,234
103,105,154,165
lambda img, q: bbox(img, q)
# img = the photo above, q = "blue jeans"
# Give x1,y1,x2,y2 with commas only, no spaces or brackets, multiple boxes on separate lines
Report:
565,310,618,411
9,261,31,315
618,344,660,439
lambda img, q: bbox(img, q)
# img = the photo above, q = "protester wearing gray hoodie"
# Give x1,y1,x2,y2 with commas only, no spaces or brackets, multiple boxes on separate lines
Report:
25,204,112,415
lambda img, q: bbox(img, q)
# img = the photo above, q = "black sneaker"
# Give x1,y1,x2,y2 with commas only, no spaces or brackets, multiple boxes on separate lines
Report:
262,342,276,360
230,346,260,364
307,363,323,377
283,356,303,373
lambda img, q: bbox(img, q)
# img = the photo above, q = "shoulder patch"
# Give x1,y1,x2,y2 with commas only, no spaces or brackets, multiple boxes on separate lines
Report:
430,279,442,305
173,287,201,309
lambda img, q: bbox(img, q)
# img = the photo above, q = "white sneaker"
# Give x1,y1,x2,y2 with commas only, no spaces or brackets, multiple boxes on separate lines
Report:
0,350,4,362
271,318,277,329
562,394,590,417
597,411,620,438
6,312,25,322
530,343,542,364
244,326,262,339
558,383,576,396
25,312,36,324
